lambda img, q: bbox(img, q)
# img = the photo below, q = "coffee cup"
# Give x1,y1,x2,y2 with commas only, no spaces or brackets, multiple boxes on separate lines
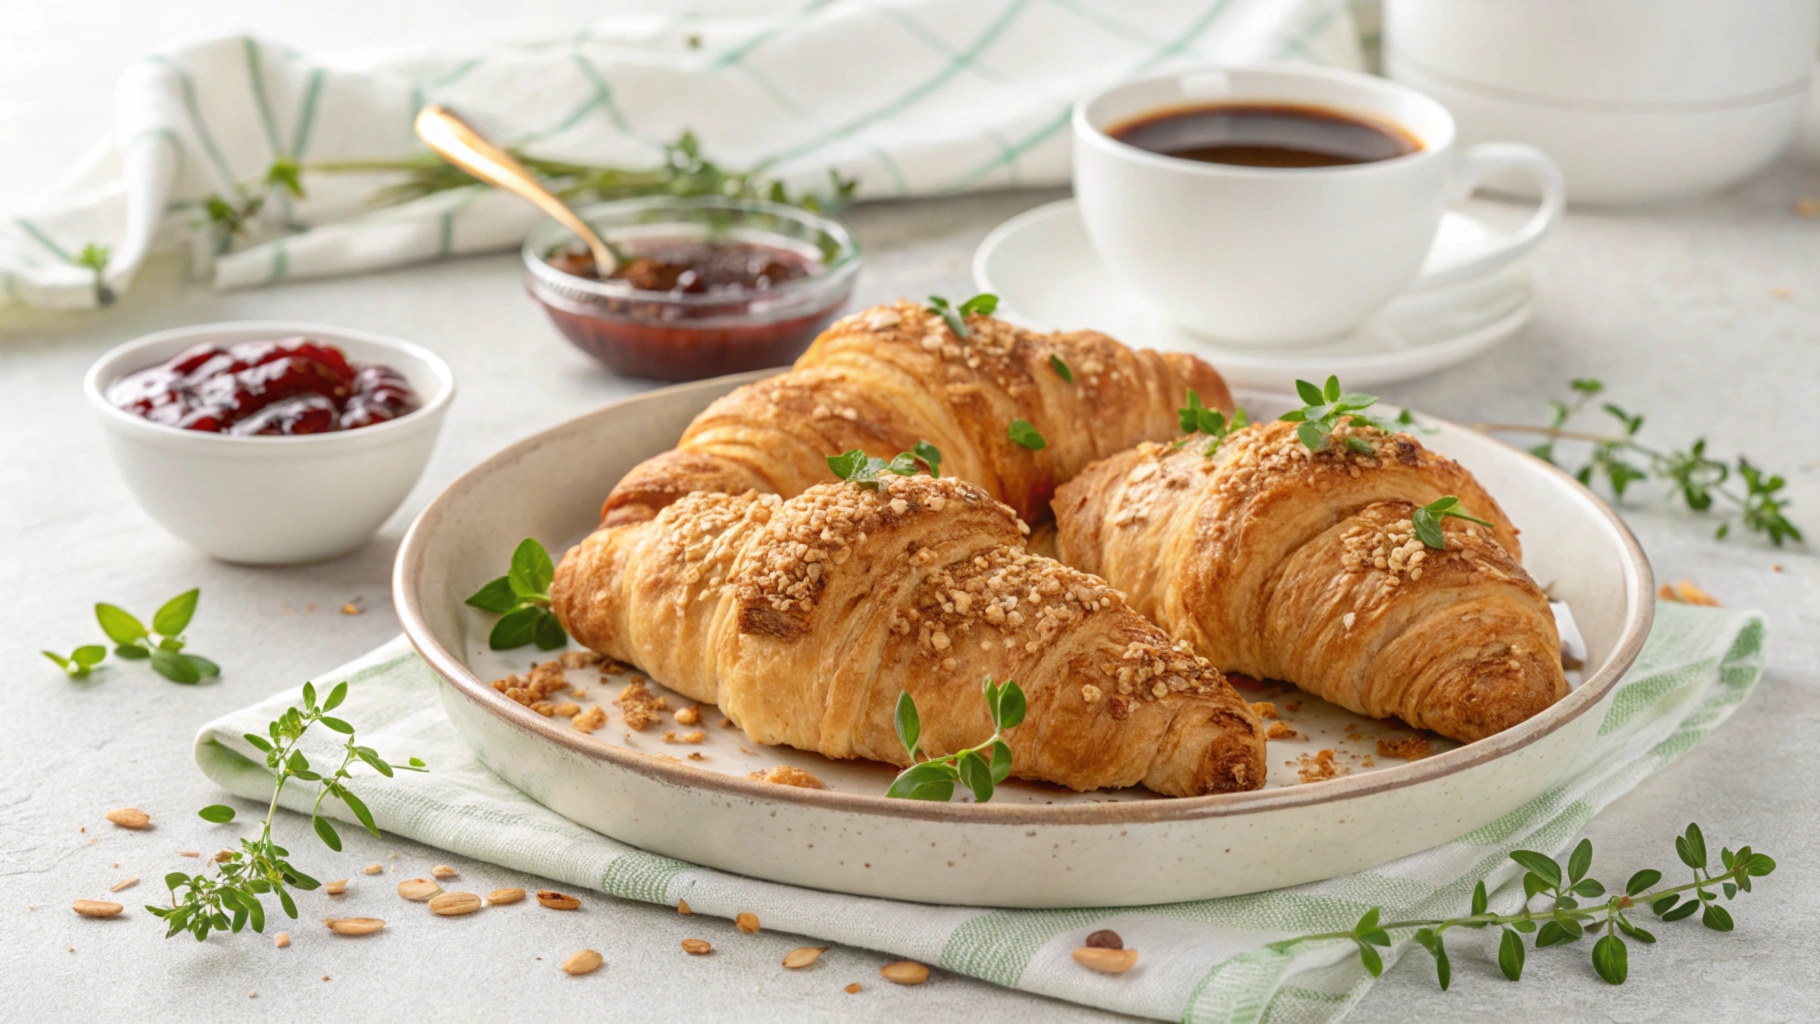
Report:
1072,64,1565,346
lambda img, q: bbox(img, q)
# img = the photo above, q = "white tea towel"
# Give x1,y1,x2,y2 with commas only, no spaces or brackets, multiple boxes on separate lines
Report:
193,602,1764,1023
2,0,1363,310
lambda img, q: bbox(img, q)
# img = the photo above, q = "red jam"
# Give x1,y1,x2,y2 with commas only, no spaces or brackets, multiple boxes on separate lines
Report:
107,338,420,435
535,238,850,381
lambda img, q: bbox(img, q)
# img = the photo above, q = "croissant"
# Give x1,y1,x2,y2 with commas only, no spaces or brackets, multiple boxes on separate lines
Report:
1053,419,1567,744
599,301,1231,528
552,473,1266,797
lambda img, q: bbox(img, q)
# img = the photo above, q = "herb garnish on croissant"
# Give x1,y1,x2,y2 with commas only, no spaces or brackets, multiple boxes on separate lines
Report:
552,474,1266,797
1054,418,1567,744
599,300,1231,528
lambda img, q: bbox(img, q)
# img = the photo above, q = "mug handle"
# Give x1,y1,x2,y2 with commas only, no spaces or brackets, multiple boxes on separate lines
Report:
1410,143,1566,291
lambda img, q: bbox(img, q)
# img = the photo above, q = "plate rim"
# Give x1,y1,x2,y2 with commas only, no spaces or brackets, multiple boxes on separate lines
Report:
970,197,1534,373
395,370,1654,827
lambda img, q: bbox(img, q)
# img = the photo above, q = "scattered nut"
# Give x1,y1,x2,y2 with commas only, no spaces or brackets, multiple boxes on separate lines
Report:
1085,929,1123,949
487,888,525,905
674,704,701,726
682,938,713,955
562,949,604,975
552,702,580,718
325,879,349,895
361,863,383,875
177,851,200,858
274,932,290,948
212,850,233,864
736,911,761,934
429,865,458,880
105,808,150,830
72,900,123,918
108,877,139,893
783,946,827,969
536,890,581,910
428,892,482,916
1072,947,1139,974
325,917,386,936
845,983,863,994
880,961,930,985
397,878,442,901
341,602,363,616
677,898,692,915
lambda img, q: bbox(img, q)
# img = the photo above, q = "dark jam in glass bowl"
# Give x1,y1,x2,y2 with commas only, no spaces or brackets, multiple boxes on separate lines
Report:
107,338,420,435
530,235,854,381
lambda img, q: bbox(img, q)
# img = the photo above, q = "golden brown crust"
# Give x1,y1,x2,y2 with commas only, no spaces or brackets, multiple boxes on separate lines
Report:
599,301,1231,526
554,475,1265,797
1054,419,1565,743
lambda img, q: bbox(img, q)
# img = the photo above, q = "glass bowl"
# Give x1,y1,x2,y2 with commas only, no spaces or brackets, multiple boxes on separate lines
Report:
522,196,861,380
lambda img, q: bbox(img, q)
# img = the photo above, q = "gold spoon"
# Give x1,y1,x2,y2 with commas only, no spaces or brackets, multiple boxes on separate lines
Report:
413,104,617,274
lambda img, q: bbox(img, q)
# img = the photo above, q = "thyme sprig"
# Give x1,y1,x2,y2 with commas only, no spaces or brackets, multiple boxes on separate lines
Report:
466,538,568,651
1412,496,1494,549
53,589,221,684
1273,824,1773,988
150,681,426,941
827,441,943,489
1280,376,1417,453
885,677,1025,802
74,243,114,306
1479,379,1801,545
1175,389,1249,455
197,157,305,253
924,293,998,339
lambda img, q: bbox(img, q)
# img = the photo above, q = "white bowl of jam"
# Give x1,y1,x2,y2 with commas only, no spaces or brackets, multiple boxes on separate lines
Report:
85,322,455,565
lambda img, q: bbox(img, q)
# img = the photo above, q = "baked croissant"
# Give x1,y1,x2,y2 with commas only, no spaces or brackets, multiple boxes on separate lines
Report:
552,473,1266,797
1054,419,1567,744
599,300,1232,528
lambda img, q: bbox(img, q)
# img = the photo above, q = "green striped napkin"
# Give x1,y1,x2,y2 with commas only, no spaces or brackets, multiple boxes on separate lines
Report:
193,602,1763,1022
1,0,1364,310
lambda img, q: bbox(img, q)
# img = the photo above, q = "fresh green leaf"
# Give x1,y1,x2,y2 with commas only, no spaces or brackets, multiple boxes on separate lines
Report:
489,606,544,650
1412,928,1451,990
340,788,381,839
153,589,200,637
989,740,1013,784
1567,838,1593,883
910,440,942,478
1615,915,1656,943
1007,419,1046,451
465,577,519,613
958,293,998,317
1048,353,1073,383
198,804,237,823
1683,823,1708,869
183,654,220,677
508,538,556,600
885,760,958,801
925,296,968,339
1701,904,1734,931
1660,900,1699,922
957,751,994,802
1626,869,1661,896
1509,850,1562,888
96,603,147,646
114,643,149,660
1470,879,1489,919
1356,941,1383,977
311,814,342,852
1591,933,1628,984
533,609,569,650
1295,379,1325,405
894,691,921,759
150,645,203,684
996,680,1026,730
319,716,355,735
324,681,348,712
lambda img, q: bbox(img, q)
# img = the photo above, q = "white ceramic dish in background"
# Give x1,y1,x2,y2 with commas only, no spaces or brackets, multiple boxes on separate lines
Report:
394,372,1652,908
85,322,454,565
974,199,1533,391
1385,0,1818,206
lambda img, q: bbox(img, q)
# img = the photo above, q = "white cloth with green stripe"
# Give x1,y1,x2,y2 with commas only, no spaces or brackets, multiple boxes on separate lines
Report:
192,602,1763,1022
1,0,1362,310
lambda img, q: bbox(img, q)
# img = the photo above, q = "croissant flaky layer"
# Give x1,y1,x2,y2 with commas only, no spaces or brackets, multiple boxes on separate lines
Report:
1055,419,1567,743
599,301,1231,527
553,475,1266,797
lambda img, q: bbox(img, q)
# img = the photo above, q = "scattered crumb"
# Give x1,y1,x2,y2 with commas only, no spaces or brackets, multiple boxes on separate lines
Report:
430,865,457,880
1226,673,1266,692
325,879,348,895
108,877,138,893
104,808,150,830
682,938,713,955
1250,701,1277,719
736,911,761,934
1771,286,1793,300
177,851,200,858
677,899,692,915
1265,721,1297,741
615,679,671,730
720,717,735,729
559,650,604,670
1376,735,1434,761
361,863,383,875
572,705,607,734
274,932,290,948
845,983,863,994
341,601,363,616
1295,749,1348,783
569,687,589,699
1798,197,1820,217
1772,563,1783,572
663,730,706,744
749,765,827,789
552,702,580,718
1361,754,1376,767
531,701,556,716
687,752,707,761
1658,579,1720,606
674,704,701,726
494,660,574,708
1285,700,1302,713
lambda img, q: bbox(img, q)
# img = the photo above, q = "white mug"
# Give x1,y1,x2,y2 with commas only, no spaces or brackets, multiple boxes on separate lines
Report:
1072,64,1565,346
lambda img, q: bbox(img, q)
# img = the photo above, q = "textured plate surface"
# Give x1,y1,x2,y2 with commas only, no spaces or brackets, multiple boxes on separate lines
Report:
395,373,1652,907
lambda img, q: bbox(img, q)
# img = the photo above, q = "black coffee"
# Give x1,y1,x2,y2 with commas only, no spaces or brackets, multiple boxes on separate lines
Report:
1109,103,1419,168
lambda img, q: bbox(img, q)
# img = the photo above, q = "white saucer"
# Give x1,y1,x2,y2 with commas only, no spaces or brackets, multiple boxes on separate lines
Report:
972,199,1535,390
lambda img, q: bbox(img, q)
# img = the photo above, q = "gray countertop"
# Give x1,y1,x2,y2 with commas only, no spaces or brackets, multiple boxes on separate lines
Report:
6,36,1820,1019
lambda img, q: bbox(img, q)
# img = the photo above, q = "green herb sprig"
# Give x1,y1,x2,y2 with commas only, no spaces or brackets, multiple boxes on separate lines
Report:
74,243,114,306
1176,389,1250,455
1480,379,1801,546
1271,824,1772,989
886,677,1025,802
1279,376,1416,454
150,680,426,941
1048,353,1073,383
80,589,220,684
197,157,305,253
466,539,568,651
924,293,999,339
42,645,106,678
827,441,944,489
1007,418,1046,451
1411,496,1495,549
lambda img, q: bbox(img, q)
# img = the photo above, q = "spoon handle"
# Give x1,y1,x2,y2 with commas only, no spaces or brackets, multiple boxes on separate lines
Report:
413,104,617,273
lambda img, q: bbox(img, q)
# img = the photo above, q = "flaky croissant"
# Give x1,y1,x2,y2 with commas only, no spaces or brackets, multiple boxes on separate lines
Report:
553,473,1266,797
600,301,1231,528
1054,419,1567,744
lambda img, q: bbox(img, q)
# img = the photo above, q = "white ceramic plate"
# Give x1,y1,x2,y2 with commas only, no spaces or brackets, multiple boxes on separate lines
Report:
973,199,1535,391
395,373,1651,907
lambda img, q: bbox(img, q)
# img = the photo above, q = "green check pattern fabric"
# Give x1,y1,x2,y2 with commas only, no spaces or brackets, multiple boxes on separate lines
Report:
193,602,1764,1023
0,0,1362,310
